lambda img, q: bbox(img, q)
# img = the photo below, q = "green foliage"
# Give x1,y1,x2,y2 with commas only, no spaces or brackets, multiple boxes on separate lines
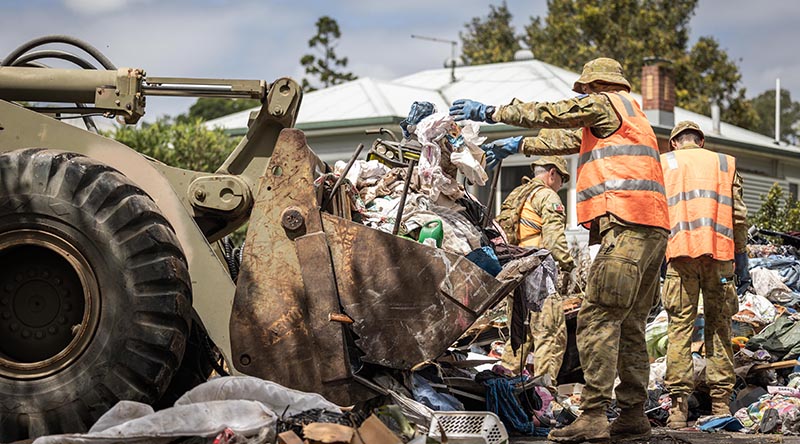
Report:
679,36,758,128
301,16,357,92
745,89,800,145
460,2,520,65
106,117,238,172
516,0,753,126
178,98,261,123
750,183,800,233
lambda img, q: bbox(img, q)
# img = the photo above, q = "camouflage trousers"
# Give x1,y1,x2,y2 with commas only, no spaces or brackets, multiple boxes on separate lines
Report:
663,257,738,399
578,223,668,411
500,292,566,383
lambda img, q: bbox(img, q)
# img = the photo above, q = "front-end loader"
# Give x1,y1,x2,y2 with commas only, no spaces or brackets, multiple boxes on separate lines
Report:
0,36,534,441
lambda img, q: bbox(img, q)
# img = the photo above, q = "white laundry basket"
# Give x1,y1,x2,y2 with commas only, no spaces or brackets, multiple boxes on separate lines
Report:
427,411,509,444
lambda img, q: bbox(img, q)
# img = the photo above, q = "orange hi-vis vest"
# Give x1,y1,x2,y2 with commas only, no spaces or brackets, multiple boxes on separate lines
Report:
576,91,669,230
661,148,736,261
518,186,547,248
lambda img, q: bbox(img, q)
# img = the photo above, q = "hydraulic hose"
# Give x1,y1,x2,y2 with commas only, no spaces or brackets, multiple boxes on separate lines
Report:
1,35,116,69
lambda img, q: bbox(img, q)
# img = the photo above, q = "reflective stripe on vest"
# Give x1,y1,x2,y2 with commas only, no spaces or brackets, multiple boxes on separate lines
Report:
518,186,546,248
576,91,669,230
661,148,736,261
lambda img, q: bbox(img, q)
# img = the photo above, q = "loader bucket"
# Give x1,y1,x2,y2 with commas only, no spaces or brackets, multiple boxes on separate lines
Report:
230,129,536,405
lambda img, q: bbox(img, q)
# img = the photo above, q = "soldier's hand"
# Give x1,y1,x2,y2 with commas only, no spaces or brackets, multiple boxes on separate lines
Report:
482,136,522,171
449,99,495,122
559,270,572,295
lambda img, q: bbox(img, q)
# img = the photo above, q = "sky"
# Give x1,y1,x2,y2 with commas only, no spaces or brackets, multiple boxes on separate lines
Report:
2,0,798,121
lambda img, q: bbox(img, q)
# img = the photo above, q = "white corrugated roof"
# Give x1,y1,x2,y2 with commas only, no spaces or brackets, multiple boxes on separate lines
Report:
206,58,800,154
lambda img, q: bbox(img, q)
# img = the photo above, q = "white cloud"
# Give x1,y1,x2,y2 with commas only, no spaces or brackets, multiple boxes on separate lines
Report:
62,0,148,15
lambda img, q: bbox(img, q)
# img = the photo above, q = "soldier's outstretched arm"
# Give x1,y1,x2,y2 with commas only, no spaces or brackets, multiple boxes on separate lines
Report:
520,128,582,156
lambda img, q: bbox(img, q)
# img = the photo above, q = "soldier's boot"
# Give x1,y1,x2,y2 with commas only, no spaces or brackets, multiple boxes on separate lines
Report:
609,405,651,442
667,395,688,429
711,397,731,416
548,409,610,443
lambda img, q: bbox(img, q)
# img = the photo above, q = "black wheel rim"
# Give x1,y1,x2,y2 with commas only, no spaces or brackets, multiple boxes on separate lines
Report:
0,229,101,379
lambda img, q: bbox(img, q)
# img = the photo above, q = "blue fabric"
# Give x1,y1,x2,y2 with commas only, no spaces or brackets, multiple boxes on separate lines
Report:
698,416,744,432
449,99,492,122
482,136,523,171
484,377,549,436
750,255,800,292
410,373,463,411
735,252,752,295
399,101,436,138
466,247,502,277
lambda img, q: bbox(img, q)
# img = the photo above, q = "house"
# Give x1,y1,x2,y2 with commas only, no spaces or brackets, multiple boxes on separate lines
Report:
207,55,800,244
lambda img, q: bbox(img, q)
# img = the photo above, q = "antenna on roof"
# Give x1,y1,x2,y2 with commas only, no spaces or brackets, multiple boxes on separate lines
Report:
411,34,458,83
776,78,781,145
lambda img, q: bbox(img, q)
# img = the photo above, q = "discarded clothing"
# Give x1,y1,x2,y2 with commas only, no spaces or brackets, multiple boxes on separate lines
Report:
410,373,464,412
483,377,549,436
697,415,744,432
750,255,800,293
735,393,800,432
751,266,798,305
466,246,502,277
746,314,800,360
33,400,277,444
400,101,436,138
733,291,777,327
522,249,558,313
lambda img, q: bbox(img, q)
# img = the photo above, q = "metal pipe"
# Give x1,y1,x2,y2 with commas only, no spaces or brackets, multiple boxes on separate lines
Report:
143,77,264,99
482,161,503,228
322,143,364,209
392,160,417,236
776,78,781,144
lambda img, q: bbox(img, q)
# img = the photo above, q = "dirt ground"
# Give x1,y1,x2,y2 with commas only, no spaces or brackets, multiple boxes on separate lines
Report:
510,428,800,443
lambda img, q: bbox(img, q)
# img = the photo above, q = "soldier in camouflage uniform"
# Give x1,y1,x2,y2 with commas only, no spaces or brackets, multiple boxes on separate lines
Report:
500,156,575,389
451,58,669,444
661,121,749,428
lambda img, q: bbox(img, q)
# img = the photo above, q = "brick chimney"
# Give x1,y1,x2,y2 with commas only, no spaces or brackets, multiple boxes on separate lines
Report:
641,58,675,128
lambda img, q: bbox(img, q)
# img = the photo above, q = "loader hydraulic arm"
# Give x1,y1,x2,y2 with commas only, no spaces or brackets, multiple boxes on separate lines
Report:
0,66,266,124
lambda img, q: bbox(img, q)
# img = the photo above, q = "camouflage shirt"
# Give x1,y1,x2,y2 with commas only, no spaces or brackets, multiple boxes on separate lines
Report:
524,177,576,272
492,93,622,156
675,142,748,253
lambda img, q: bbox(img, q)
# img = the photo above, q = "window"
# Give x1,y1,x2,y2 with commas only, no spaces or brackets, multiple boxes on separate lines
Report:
790,182,799,201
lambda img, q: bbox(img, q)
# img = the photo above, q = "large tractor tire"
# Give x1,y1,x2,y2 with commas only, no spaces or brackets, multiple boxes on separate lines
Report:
0,149,192,441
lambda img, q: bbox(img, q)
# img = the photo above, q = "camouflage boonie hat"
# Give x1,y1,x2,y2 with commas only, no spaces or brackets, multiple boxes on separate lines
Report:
669,120,705,144
531,156,570,182
572,57,632,93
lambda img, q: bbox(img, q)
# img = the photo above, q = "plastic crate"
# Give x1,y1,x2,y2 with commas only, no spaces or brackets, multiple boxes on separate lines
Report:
427,411,509,444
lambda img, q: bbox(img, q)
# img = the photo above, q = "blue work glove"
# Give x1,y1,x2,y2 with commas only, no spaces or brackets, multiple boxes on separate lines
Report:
482,136,522,171
449,99,495,123
734,252,751,295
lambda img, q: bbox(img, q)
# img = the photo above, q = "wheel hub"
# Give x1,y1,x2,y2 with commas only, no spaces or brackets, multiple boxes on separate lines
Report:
0,229,100,379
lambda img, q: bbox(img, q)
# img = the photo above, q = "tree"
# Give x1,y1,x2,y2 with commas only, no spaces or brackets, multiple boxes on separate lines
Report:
106,117,238,172
460,2,520,65
745,89,800,145
300,16,357,92
520,0,756,127
178,98,261,123
750,183,800,234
